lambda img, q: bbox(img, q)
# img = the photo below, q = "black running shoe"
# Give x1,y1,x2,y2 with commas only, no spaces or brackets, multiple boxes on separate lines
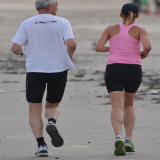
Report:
46,122,64,147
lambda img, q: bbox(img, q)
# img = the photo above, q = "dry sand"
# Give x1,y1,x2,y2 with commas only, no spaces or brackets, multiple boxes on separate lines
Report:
0,0,160,160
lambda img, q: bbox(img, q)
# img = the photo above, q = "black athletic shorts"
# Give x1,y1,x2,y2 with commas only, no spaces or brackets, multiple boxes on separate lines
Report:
105,63,142,93
26,70,68,103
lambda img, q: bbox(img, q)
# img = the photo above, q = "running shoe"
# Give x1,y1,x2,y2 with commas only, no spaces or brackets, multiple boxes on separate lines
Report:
114,135,126,156
35,145,48,157
124,138,135,152
46,122,64,147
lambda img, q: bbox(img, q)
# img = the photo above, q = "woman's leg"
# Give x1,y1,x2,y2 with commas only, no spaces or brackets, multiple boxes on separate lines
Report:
110,91,124,137
123,92,136,139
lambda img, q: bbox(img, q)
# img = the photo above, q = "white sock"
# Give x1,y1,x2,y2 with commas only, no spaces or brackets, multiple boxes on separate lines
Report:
116,135,122,139
48,121,54,124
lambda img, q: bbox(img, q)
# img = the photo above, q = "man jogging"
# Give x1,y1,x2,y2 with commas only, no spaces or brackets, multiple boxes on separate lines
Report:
11,0,76,157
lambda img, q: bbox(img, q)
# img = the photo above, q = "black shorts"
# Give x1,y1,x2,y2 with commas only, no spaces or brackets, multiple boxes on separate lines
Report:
105,63,142,93
26,70,68,103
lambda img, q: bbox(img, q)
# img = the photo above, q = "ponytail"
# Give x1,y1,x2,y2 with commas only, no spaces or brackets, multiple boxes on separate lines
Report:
126,11,134,25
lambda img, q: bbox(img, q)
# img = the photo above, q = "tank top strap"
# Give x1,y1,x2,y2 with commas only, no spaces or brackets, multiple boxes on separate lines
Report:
118,23,123,29
118,23,136,35
127,24,136,30
120,23,136,29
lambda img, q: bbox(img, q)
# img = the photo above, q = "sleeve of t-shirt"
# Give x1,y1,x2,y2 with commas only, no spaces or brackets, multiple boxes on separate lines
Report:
11,22,28,46
62,19,74,41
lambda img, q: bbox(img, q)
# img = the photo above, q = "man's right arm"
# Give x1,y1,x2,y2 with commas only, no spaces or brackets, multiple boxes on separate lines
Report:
62,19,76,60
65,38,76,61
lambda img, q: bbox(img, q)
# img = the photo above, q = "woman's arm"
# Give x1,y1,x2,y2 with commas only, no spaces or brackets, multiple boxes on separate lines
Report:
96,27,110,52
140,28,151,59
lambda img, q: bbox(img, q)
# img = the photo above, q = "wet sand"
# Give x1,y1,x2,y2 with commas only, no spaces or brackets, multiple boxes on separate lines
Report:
0,0,160,159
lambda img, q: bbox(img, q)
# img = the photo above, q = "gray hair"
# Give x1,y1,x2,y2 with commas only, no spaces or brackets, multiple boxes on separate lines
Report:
34,0,57,10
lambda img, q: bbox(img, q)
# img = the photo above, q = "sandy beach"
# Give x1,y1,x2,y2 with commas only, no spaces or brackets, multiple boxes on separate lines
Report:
0,0,160,159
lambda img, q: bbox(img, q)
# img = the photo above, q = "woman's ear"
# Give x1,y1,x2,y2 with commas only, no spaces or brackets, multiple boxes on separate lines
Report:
120,12,123,17
136,14,139,18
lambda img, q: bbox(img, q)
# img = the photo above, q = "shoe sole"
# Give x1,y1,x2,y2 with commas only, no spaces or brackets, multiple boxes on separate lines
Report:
35,153,49,157
124,145,135,152
114,140,126,156
46,125,64,147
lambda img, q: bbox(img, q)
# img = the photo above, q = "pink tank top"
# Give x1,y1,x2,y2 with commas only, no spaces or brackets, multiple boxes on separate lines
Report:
107,23,142,65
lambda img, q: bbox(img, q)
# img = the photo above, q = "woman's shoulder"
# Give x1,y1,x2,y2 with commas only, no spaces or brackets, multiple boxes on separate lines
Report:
106,24,120,31
132,25,144,31
105,24,120,38
130,25,147,35
129,25,147,40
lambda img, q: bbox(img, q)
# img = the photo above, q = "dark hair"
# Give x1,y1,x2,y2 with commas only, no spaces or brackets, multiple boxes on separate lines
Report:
121,3,139,16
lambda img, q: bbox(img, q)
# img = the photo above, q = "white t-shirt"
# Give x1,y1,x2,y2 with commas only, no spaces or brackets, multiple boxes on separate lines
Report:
11,14,75,73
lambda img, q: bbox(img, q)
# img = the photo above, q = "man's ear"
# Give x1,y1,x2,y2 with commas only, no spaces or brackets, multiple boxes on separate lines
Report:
47,4,52,10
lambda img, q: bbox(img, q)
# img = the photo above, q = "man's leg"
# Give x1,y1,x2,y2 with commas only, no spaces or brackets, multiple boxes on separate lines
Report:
45,101,64,147
29,102,48,157
45,102,59,120
45,71,67,147
29,102,43,138
26,72,48,156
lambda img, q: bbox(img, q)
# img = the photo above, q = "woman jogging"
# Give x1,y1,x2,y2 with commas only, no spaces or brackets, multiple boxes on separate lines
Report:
96,3,151,156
